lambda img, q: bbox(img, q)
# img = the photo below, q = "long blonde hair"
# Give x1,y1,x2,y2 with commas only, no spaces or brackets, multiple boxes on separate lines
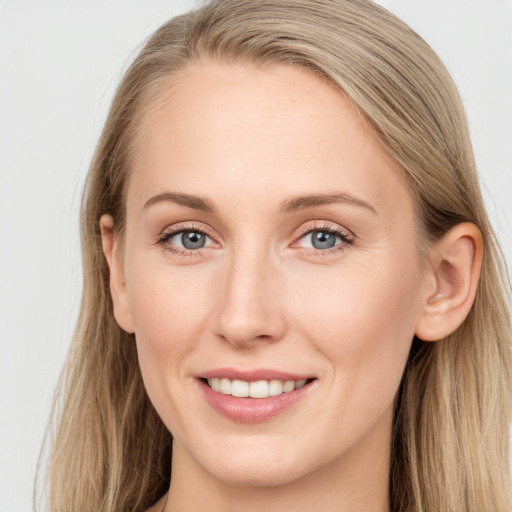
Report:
39,1,512,510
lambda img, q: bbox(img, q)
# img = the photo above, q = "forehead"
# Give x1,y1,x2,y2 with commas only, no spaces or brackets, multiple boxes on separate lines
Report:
128,61,413,221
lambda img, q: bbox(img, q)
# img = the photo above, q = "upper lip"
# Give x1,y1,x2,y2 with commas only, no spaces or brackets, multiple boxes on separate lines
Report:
198,367,315,382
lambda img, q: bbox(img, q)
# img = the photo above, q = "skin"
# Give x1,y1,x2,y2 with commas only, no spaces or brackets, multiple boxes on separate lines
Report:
101,62,483,512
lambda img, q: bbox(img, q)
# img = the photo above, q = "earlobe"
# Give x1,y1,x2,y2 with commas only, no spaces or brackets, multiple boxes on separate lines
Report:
100,215,135,334
415,222,483,342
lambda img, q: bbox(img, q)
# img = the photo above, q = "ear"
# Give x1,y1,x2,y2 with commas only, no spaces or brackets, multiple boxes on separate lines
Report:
100,215,135,334
415,222,483,342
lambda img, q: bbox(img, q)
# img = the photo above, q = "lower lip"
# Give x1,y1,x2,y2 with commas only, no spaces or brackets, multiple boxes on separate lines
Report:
198,379,314,423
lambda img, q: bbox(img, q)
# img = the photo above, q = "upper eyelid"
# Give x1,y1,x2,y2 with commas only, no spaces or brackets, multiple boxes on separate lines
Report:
294,221,354,240
159,222,216,239
156,225,217,254
156,220,354,247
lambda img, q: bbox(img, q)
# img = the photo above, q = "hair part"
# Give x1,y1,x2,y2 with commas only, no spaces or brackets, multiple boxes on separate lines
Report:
38,1,512,511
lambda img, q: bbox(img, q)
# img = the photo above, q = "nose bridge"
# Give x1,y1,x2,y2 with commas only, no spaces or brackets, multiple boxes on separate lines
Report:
214,240,285,346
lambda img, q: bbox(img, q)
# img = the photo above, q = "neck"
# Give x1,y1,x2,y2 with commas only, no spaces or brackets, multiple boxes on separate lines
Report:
165,422,391,512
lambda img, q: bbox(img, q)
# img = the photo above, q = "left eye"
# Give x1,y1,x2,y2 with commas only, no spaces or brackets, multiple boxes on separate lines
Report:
168,230,213,250
299,229,347,250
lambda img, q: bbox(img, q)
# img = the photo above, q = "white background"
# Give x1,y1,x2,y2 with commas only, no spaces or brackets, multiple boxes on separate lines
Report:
0,1,510,511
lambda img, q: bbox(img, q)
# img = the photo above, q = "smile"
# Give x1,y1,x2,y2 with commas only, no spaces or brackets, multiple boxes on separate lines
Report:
198,370,316,423
206,378,308,398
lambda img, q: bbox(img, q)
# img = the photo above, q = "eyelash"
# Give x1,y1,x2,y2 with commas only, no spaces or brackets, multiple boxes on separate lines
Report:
156,222,354,257
294,223,354,256
156,223,216,257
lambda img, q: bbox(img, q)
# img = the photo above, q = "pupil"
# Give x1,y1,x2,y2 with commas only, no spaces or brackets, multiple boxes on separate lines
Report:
181,231,205,249
312,231,336,249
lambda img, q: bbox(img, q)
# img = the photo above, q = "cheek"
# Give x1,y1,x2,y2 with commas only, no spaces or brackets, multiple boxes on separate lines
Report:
291,255,422,384
126,261,213,369
125,261,217,432
285,257,422,455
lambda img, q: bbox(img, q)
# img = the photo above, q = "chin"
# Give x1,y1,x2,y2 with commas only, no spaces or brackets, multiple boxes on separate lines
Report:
215,465,303,488
199,448,309,488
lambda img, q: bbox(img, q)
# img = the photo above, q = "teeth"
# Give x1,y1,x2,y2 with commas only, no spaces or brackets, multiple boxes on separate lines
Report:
249,380,268,398
283,380,295,392
295,379,307,389
231,379,249,397
220,378,231,395
210,378,221,392
206,377,309,398
268,379,283,396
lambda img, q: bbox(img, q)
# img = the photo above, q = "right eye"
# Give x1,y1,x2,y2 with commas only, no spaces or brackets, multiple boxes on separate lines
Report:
168,230,211,250
157,226,216,255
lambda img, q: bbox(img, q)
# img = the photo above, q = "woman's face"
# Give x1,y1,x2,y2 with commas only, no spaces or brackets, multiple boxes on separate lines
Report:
114,62,429,486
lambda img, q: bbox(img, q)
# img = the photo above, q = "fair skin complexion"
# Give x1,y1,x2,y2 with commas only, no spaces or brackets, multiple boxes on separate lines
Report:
101,62,482,512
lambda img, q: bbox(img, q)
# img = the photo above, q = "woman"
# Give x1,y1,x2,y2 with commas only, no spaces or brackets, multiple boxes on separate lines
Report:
40,0,512,511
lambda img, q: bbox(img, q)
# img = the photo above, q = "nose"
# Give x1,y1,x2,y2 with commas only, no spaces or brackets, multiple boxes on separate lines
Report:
212,248,287,348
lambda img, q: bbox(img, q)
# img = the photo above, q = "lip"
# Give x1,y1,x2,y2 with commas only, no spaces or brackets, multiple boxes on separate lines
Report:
199,367,314,382
197,368,316,423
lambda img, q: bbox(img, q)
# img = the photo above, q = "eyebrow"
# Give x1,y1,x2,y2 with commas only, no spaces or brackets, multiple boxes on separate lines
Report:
143,192,216,212
281,192,377,214
143,191,377,215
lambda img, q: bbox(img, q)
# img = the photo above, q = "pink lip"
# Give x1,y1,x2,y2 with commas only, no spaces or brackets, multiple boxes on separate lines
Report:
199,367,313,382
196,368,316,424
